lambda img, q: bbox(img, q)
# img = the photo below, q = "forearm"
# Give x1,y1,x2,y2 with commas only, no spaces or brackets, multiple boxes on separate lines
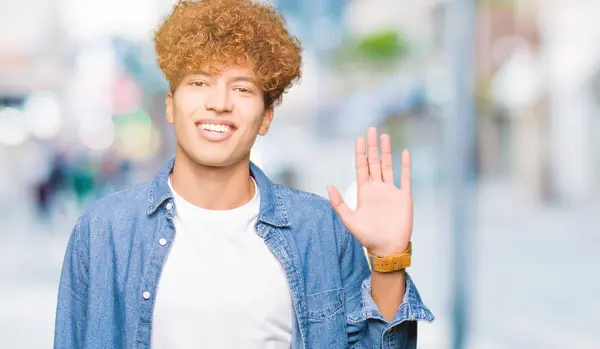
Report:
371,269,406,322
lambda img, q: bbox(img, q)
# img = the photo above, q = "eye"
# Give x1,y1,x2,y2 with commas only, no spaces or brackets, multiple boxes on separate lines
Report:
190,81,208,87
234,87,252,94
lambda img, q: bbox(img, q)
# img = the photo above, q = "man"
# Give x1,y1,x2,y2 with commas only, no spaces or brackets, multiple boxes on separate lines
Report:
54,0,433,348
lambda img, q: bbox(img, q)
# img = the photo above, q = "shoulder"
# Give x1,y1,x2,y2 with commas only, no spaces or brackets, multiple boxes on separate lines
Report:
87,180,151,215
274,184,335,218
65,180,153,260
273,184,351,251
76,180,153,233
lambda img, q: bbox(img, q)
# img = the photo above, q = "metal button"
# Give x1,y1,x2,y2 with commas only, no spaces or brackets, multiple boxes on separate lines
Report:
142,291,151,300
166,202,173,211
159,238,167,246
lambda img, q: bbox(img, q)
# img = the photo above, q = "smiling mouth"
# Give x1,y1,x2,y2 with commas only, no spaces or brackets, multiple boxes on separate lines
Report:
196,123,233,133
194,121,237,142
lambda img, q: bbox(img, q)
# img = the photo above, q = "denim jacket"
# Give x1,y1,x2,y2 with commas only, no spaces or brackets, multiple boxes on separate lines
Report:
54,159,433,349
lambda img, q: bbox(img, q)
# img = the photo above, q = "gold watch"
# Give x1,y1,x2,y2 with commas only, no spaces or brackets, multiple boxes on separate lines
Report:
368,242,412,273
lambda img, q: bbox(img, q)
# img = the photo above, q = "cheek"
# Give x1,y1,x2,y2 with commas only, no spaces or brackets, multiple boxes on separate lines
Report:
175,93,205,119
235,99,265,127
172,103,199,138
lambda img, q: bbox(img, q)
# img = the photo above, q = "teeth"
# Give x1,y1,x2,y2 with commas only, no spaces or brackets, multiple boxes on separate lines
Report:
199,124,231,133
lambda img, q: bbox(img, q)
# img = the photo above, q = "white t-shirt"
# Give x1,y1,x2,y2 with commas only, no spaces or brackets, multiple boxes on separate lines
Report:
151,178,293,349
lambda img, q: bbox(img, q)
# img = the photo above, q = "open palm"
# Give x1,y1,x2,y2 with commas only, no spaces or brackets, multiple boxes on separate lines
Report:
327,127,413,256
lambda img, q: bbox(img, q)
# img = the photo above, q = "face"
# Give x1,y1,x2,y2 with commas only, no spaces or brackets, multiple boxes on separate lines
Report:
166,64,273,168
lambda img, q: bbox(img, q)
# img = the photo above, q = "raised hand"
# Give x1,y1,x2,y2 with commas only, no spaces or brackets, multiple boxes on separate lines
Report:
327,127,413,256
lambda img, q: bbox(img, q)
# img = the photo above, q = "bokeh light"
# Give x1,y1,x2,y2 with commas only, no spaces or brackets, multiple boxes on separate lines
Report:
79,119,115,151
23,92,62,140
0,107,29,146
113,109,160,161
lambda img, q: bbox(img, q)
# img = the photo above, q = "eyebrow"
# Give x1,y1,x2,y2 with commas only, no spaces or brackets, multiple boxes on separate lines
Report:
231,76,255,84
195,71,256,84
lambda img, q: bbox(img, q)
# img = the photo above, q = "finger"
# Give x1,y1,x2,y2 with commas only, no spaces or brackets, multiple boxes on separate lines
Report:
400,150,411,193
366,127,382,181
355,136,369,187
380,133,394,184
327,185,355,225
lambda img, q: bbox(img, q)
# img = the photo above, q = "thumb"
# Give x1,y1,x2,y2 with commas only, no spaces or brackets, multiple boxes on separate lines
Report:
327,185,354,224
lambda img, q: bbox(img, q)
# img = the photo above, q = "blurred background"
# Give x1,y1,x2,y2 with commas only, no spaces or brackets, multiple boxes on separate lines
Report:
1,0,599,348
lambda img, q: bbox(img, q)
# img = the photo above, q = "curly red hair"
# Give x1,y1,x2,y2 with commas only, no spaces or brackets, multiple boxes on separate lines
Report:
154,0,302,107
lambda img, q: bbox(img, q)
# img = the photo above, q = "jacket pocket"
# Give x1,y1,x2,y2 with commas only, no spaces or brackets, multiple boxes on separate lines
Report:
305,288,344,322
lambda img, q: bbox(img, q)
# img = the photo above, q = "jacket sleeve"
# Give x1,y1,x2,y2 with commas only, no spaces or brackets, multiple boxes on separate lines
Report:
336,215,434,349
54,217,89,349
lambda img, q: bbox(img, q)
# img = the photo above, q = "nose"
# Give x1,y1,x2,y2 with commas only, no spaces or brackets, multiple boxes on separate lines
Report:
204,86,233,113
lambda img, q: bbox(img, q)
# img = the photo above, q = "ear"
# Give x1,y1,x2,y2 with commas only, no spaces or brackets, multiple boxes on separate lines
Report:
166,91,174,124
257,105,274,136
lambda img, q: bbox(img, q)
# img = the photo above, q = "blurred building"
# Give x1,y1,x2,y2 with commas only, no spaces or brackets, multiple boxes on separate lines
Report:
474,0,600,204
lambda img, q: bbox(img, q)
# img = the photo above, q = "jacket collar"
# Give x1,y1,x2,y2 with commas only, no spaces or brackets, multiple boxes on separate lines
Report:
147,158,290,228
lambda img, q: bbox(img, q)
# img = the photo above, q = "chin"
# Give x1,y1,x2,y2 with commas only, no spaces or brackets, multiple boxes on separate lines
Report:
190,152,245,168
177,141,249,169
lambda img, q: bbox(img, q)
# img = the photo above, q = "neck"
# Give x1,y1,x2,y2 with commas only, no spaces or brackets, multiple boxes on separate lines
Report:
170,150,255,210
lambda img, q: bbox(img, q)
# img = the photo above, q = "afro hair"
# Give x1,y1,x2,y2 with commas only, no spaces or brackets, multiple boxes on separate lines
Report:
154,0,302,107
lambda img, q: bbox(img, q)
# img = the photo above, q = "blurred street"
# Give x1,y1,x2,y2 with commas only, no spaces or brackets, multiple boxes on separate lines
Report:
3,0,600,348
2,179,599,349
417,181,600,349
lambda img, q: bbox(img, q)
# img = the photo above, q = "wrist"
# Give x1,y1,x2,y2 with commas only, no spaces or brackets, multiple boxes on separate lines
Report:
372,268,407,276
368,242,410,257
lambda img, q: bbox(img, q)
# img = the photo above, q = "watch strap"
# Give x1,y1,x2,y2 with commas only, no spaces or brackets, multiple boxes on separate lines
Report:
368,242,412,272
